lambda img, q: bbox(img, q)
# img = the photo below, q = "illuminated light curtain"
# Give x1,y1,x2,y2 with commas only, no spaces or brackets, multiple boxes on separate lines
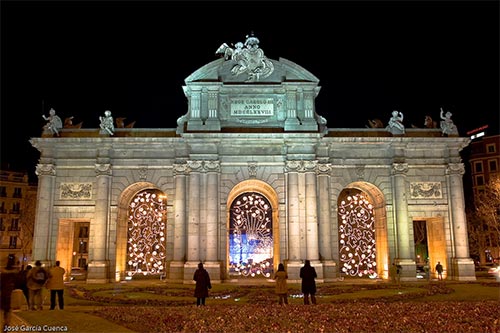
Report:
338,191,377,278
229,192,273,278
126,190,167,277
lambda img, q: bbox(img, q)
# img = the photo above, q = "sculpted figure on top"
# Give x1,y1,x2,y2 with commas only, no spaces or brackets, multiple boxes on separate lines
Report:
42,108,63,136
215,33,274,82
386,110,405,135
439,108,458,136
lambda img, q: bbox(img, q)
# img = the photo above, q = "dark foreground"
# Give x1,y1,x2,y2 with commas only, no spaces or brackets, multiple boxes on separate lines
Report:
9,279,500,333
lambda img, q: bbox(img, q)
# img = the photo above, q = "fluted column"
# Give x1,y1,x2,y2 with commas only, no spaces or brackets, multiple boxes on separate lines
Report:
446,163,469,258
392,162,411,259
286,161,301,261
304,161,319,261
205,161,220,261
33,163,56,262
317,163,332,260
173,163,188,262
187,160,202,262
87,162,112,283
446,163,475,280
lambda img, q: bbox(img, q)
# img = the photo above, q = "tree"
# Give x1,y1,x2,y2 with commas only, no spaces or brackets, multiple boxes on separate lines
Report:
469,176,500,263
18,187,37,268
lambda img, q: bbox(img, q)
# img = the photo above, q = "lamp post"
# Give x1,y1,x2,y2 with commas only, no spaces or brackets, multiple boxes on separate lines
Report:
72,251,76,268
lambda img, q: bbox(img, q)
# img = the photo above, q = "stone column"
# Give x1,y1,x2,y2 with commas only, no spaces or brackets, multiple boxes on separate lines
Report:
204,160,221,281
205,90,221,131
447,163,476,280
317,162,336,279
304,161,319,261
186,88,203,130
184,160,202,280
285,160,302,279
284,88,300,130
87,163,112,283
32,163,56,263
170,163,188,281
392,162,415,279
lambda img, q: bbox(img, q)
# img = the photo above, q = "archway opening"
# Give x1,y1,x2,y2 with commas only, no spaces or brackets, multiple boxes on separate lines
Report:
228,192,273,278
125,189,167,278
338,189,377,278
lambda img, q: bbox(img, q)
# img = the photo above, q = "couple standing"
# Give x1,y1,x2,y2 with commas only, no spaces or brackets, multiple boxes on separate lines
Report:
275,260,317,305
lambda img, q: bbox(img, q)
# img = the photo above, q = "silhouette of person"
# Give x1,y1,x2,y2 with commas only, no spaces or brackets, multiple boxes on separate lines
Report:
274,263,288,305
193,263,211,306
1,255,19,326
300,260,317,305
435,261,444,280
47,260,66,310
17,264,32,308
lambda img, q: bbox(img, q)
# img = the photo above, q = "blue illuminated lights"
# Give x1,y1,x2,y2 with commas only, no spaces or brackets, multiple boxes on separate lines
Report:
339,192,377,278
229,192,273,278
126,190,167,277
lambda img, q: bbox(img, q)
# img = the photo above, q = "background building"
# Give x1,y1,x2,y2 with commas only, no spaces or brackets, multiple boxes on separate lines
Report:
467,134,500,263
0,169,37,268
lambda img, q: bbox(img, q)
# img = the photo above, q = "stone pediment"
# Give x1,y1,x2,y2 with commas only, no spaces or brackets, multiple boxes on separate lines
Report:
177,34,325,134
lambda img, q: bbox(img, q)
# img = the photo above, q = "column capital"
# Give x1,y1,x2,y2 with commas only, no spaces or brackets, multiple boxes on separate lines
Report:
317,163,331,175
285,160,318,172
392,162,409,175
173,162,189,175
446,163,465,175
95,163,112,176
35,163,56,176
187,160,203,172
204,160,220,173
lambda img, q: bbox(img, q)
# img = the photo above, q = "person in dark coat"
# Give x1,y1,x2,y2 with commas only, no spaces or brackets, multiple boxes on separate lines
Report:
17,265,32,308
193,263,211,306
300,260,317,305
1,255,19,326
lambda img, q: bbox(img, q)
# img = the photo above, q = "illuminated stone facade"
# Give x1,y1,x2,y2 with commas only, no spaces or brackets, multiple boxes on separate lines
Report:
29,37,475,283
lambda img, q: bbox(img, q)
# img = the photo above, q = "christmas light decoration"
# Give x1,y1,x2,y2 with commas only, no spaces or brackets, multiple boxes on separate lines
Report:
339,192,377,278
126,190,167,277
229,192,273,278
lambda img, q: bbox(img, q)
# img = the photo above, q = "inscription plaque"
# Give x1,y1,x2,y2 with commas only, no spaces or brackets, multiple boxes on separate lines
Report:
230,98,274,116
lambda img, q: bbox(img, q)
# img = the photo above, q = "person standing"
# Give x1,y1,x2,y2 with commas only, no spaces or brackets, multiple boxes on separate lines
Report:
17,265,32,309
1,255,19,327
435,261,444,280
46,261,65,310
27,260,47,310
300,260,317,305
193,263,211,306
274,263,288,305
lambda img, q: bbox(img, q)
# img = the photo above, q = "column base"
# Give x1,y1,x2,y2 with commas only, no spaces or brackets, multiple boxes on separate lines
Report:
168,261,185,282
86,260,110,283
396,259,418,282
321,260,338,282
450,258,476,281
183,261,200,283
202,261,222,284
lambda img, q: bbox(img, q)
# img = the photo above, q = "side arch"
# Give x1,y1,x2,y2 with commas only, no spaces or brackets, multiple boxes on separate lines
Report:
115,182,165,281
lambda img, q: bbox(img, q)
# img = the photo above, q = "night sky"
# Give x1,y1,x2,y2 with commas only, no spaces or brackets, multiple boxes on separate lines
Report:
1,1,499,180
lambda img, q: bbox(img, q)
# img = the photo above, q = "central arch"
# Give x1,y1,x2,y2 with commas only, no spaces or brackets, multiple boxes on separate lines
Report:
226,180,279,279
